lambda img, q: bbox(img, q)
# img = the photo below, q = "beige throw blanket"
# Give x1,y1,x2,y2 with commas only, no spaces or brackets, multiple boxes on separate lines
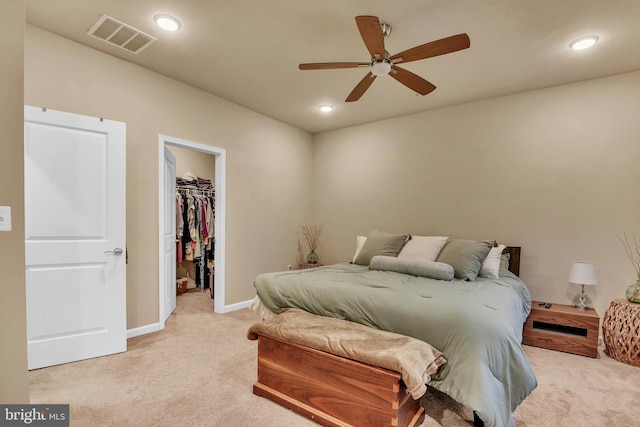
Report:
247,308,446,399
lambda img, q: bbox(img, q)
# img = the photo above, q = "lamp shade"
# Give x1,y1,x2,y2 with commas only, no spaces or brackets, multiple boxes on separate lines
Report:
569,262,598,285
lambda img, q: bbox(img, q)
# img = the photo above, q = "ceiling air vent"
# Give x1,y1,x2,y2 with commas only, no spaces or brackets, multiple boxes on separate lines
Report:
87,14,157,54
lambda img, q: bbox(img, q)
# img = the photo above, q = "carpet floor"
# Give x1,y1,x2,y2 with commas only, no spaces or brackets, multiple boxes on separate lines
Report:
29,290,640,426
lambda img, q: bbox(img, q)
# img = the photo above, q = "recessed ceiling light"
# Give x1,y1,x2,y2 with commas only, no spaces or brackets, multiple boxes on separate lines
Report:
318,105,334,113
154,14,181,32
570,35,599,50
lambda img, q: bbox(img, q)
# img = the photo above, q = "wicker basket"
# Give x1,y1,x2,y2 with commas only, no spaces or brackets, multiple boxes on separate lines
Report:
602,299,640,367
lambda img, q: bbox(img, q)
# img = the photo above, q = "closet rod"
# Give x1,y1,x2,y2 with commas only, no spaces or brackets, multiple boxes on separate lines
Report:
176,185,214,195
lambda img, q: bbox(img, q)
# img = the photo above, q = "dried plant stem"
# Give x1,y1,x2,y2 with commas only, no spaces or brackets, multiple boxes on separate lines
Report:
301,223,321,252
618,232,640,280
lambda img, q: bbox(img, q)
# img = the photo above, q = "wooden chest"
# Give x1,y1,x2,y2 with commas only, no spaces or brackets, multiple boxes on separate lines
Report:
253,333,424,427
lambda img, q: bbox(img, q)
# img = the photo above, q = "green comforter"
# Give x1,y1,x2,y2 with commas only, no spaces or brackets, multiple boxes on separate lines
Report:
254,263,537,427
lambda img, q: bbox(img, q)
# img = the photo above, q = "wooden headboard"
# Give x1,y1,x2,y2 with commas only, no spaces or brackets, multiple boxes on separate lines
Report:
504,246,521,277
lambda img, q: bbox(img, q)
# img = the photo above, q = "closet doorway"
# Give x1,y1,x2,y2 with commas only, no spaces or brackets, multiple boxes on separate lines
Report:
158,135,226,325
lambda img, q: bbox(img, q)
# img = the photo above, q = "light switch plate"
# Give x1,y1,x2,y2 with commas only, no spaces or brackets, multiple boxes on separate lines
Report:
0,206,12,231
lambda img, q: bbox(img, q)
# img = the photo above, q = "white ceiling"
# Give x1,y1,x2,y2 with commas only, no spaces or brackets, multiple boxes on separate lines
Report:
25,0,640,134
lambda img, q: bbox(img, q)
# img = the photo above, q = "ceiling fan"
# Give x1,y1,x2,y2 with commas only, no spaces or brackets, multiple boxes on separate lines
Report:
299,16,470,102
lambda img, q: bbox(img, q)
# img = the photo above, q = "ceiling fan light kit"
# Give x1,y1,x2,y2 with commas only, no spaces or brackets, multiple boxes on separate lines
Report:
371,59,392,76
299,15,470,102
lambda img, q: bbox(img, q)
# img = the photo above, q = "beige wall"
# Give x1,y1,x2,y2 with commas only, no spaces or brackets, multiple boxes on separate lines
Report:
312,71,640,317
171,145,216,182
24,25,313,328
0,0,29,403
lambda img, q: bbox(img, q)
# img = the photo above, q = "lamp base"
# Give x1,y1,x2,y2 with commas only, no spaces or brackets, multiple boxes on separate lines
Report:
575,284,592,310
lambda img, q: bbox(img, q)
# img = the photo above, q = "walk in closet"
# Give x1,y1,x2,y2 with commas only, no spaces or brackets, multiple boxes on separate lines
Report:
170,146,216,299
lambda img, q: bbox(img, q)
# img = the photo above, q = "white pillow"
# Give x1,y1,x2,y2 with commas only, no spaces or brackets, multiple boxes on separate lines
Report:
479,244,506,279
351,235,367,263
398,236,449,262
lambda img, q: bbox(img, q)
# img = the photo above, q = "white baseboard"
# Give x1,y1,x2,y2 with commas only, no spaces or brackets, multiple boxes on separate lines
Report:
127,322,163,339
223,299,252,313
126,300,251,338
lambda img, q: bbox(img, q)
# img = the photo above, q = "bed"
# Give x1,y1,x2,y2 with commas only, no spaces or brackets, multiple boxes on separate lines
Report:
251,235,537,427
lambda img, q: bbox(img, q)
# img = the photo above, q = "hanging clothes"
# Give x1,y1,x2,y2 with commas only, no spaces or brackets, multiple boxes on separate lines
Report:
176,179,215,293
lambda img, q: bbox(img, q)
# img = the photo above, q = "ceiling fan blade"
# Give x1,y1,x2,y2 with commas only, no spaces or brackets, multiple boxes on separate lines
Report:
390,33,470,64
355,15,386,59
299,62,369,70
389,66,436,96
345,72,376,102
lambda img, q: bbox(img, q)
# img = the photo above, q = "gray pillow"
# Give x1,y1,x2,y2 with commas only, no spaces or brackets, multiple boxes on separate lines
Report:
353,230,410,266
499,253,511,274
435,239,493,281
370,256,454,281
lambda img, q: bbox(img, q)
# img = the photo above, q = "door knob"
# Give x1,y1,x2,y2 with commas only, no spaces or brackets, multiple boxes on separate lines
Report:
104,247,123,256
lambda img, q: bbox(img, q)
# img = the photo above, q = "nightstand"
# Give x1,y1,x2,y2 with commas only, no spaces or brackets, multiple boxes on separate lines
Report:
298,263,323,269
522,300,599,358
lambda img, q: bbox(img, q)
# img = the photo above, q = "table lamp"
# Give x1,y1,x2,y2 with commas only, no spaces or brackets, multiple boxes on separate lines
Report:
569,261,597,310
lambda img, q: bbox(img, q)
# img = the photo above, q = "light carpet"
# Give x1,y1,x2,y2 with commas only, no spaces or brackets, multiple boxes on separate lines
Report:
29,290,639,426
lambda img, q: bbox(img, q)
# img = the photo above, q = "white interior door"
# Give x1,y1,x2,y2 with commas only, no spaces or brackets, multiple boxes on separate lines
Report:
24,106,126,370
163,147,177,322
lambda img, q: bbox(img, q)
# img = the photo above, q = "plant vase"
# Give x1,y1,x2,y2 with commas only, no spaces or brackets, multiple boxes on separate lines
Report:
306,250,319,264
626,280,640,303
